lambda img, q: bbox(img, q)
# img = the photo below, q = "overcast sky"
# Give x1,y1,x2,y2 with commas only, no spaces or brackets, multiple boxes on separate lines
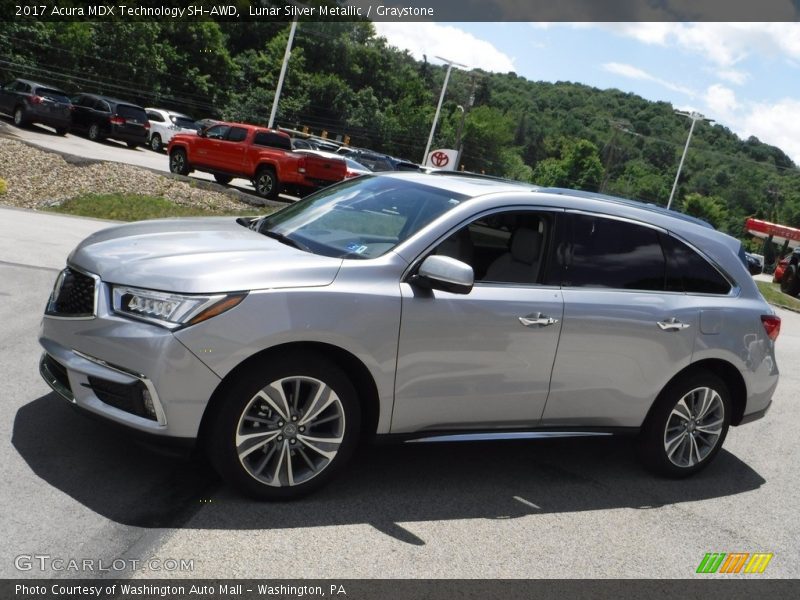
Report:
373,22,800,165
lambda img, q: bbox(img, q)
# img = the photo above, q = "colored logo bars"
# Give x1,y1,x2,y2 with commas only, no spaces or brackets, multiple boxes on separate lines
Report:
696,553,773,574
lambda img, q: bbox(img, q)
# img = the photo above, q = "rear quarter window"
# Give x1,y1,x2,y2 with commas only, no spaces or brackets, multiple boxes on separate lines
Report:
662,235,732,295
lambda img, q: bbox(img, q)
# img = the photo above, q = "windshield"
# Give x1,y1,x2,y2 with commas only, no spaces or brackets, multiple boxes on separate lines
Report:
258,176,467,259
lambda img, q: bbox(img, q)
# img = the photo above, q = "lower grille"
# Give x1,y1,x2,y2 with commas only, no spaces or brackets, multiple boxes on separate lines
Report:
86,376,156,421
47,267,96,317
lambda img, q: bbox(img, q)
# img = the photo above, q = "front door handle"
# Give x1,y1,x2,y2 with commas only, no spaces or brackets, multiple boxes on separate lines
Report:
657,318,691,331
519,313,559,327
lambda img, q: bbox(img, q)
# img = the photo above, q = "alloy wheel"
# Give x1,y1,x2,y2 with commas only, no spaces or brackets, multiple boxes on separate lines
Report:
235,376,346,487
663,386,725,468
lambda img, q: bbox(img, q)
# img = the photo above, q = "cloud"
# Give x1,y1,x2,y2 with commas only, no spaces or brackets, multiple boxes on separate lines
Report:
716,69,749,85
600,23,800,68
704,84,739,120
602,62,696,97
740,99,800,165
372,23,515,73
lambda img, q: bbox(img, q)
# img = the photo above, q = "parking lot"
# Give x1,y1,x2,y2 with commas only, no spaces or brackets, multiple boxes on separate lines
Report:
1,205,799,579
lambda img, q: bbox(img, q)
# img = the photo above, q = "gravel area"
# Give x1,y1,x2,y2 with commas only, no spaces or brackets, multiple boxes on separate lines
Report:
0,138,257,211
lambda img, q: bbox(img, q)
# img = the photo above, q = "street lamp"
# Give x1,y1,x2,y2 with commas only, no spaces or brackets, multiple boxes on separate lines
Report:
667,110,713,210
268,17,298,129
422,56,468,165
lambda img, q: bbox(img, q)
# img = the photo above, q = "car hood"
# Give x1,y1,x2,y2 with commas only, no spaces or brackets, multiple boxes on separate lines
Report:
68,218,343,293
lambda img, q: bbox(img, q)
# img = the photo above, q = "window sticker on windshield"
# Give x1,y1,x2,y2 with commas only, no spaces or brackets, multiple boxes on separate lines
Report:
346,242,369,254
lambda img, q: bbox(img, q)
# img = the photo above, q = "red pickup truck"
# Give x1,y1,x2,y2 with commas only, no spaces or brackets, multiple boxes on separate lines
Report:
167,122,347,199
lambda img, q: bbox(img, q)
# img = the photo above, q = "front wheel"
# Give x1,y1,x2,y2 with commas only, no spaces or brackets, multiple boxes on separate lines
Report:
639,371,731,478
208,354,361,500
214,174,233,185
126,141,139,149
254,167,279,199
55,127,68,136
169,148,190,175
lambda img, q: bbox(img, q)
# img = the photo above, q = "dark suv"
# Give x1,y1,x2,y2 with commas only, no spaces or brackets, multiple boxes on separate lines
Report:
779,247,800,297
70,93,149,148
0,78,72,135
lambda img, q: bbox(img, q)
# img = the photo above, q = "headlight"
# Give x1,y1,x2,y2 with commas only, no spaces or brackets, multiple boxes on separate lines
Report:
112,286,246,329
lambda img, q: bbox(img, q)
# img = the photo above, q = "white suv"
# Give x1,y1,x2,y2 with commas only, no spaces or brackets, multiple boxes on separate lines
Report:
144,108,197,152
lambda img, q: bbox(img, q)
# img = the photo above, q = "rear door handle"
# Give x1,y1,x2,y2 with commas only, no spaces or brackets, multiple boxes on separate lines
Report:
657,318,691,331
519,313,559,327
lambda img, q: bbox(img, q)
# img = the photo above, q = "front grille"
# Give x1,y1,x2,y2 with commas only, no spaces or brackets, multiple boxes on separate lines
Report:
87,376,155,420
43,354,71,394
48,267,95,316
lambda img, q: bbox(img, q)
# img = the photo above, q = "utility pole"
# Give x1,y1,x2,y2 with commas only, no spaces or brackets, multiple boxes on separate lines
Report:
667,110,713,210
454,73,477,169
422,56,467,166
268,17,298,129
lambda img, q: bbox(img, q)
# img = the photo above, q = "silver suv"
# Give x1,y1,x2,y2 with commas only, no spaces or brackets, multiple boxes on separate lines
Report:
39,173,780,499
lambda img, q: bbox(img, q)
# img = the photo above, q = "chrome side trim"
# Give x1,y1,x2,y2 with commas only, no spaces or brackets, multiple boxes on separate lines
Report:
39,353,75,403
72,349,168,426
406,431,612,443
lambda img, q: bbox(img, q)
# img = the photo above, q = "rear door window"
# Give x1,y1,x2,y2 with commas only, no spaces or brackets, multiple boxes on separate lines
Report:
146,111,165,122
560,213,667,291
253,131,292,150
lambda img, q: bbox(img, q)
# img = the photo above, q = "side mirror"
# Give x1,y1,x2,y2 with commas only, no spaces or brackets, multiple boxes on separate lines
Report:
412,255,474,295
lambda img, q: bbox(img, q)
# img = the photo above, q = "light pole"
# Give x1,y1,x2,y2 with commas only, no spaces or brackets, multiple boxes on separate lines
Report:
422,56,467,165
667,110,713,210
268,17,298,129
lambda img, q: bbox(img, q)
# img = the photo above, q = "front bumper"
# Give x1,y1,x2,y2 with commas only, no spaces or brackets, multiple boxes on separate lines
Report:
39,276,222,439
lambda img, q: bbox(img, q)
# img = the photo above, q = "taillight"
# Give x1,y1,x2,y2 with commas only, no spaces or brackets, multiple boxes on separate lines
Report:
761,315,781,341
109,115,125,125
144,121,150,130
30,95,43,104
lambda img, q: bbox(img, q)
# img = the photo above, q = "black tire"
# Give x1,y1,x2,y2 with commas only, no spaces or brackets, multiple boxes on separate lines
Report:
88,122,103,142
169,148,190,175
214,174,233,185
55,127,68,136
782,264,800,297
12,106,26,127
127,141,139,149
207,353,361,500
639,370,731,478
150,134,162,152
254,166,279,199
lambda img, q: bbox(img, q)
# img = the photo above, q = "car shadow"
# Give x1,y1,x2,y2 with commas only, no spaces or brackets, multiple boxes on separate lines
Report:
13,394,766,544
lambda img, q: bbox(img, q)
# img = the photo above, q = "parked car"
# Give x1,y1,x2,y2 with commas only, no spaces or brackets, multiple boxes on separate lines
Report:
145,108,197,152
38,174,780,500
70,93,149,148
0,78,72,135
337,147,420,172
776,247,800,296
167,121,347,198
295,149,371,178
745,252,763,275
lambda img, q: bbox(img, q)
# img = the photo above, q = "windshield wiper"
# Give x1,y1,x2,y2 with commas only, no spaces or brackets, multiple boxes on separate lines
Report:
261,229,311,253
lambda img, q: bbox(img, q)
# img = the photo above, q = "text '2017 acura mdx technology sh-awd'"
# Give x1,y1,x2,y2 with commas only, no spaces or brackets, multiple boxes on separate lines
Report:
39,173,780,499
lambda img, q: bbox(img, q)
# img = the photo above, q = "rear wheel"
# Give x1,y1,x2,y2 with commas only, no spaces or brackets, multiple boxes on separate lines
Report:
639,371,731,478
88,123,103,142
207,354,361,500
55,127,68,136
13,106,26,127
254,166,279,199
169,148,190,175
150,134,162,152
126,141,138,149
214,174,233,185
